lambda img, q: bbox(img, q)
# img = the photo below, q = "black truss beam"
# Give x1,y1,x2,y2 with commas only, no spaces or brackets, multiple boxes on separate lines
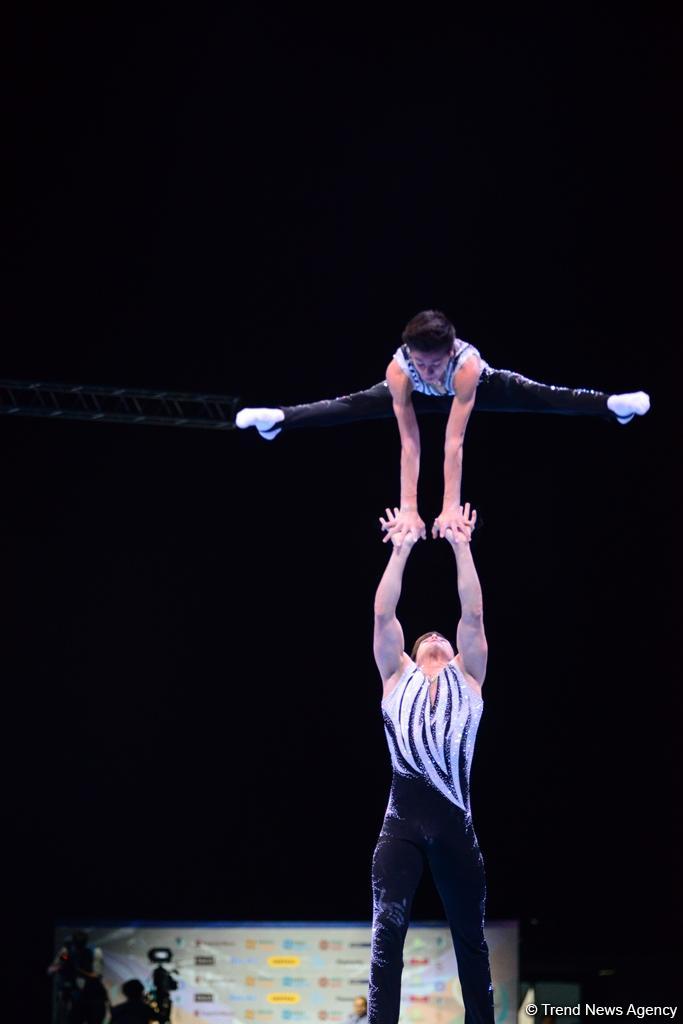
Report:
0,380,239,430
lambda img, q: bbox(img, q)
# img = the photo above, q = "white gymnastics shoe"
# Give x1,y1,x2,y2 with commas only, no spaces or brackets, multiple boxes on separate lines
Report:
606,391,651,425
235,407,284,439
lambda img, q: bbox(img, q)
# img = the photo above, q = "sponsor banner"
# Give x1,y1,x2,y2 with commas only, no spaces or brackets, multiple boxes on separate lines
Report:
54,921,518,1024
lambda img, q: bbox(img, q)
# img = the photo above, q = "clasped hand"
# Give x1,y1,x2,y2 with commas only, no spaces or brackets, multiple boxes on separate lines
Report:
432,503,477,542
380,503,476,548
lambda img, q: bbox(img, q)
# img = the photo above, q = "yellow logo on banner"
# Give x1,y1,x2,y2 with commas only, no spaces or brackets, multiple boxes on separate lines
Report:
267,956,301,968
267,994,301,1004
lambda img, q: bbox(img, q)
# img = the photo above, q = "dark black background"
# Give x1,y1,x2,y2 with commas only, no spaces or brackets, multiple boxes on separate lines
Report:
3,5,680,1017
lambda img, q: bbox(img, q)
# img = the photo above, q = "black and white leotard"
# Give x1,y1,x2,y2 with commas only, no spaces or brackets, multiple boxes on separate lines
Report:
381,657,484,814
369,659,494,1024
392,340,485,397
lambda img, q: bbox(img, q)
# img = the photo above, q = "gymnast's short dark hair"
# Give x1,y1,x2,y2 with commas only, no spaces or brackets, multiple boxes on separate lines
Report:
411,631,448,660
402,310,456,353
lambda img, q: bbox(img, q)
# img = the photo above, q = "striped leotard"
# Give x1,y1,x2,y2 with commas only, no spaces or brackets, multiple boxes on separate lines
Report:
381,657,484,814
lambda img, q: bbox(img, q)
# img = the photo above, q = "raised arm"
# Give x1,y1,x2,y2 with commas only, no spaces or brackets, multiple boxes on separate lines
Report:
383,360,426,547
433,357,481,539
373,512,418,687
444,504,488,686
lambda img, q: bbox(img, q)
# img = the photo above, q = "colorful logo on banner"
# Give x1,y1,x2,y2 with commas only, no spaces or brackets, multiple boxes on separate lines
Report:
53,921,518,1024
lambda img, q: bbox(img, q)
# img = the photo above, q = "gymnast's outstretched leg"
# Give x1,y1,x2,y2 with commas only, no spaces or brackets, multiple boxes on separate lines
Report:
474,365,649,419
235,366,649,438
236,382,397,439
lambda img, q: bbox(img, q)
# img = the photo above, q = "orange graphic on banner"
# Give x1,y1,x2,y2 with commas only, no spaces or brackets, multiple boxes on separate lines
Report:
267,993,301,1004
267,956,301,967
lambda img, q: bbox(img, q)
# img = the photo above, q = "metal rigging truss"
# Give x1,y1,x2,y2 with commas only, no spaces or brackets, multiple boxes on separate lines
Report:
0,379,239,430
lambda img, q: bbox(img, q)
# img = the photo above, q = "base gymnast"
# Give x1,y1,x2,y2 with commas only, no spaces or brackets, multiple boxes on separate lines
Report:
236,310,650,545
371,503,492,1024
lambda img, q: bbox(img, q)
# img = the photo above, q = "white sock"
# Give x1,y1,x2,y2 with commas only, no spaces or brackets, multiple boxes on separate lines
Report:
235,407,285,434
607,391,650,424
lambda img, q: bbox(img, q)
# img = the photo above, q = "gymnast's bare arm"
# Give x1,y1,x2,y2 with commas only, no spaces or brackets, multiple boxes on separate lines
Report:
373,512,419,698
445,504,487,692
384,358,426,548
433,357,481,540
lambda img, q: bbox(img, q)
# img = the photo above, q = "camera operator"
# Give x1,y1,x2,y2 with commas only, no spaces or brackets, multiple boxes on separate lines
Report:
48,929,108,1024
148,962,178,1024
110,979,160,1023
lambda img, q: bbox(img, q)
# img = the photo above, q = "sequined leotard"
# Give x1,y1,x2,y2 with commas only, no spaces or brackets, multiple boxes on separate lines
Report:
369,659,494,1024
381,658,484,813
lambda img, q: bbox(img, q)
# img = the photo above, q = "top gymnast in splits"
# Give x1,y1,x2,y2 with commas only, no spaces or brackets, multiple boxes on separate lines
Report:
236,310,650,544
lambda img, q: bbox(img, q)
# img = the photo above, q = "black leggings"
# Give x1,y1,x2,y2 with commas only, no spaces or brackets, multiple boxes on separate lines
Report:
281,365,609,430
369,775,494,1024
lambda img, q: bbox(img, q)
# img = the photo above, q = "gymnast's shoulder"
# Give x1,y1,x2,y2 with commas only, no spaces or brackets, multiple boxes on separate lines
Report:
386,355,414,401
